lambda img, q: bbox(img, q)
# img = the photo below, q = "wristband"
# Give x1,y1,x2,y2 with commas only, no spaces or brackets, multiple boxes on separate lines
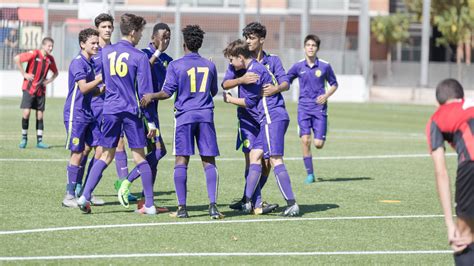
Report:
153,50,161,58
147,122,157,130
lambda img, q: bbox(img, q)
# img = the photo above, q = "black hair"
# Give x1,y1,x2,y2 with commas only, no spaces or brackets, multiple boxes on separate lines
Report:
304,34,321,48
182,25,205,53
42,37,54,45
435,79,464,104
242,22,266,39
153,22,171,36
223,39,252,58
78,28,99,46
120,13,146,36
94,13,114,27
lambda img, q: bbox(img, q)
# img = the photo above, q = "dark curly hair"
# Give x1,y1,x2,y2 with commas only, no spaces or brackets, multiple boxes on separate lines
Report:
182,25,205,53
242,22,266,39
94,13,114,28
78,28,99,46
120,13,146,36
223,39,252,59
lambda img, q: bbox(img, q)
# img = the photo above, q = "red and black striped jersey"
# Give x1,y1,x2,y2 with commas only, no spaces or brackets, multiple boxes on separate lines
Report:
426,99,474,165
19,49,58,96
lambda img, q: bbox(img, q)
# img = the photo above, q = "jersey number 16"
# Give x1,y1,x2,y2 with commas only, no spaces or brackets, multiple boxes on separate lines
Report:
108,52,130,77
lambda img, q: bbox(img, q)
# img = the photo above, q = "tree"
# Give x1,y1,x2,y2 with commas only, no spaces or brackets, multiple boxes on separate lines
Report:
405,0,474,65
370,13,411,77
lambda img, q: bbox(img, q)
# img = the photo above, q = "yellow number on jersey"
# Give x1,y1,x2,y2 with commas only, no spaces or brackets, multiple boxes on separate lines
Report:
108,51,129,77
187,67,209,93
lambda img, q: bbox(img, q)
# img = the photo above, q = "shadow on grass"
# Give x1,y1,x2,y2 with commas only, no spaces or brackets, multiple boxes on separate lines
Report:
46,145,66,149
94,190,176,198
316,177,372,182
298,203,339,215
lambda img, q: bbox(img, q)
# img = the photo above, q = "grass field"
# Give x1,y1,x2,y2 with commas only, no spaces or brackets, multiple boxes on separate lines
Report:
0,97,457,264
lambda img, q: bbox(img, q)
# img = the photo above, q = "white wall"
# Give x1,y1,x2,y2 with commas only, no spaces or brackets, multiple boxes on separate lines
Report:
0,70,368,103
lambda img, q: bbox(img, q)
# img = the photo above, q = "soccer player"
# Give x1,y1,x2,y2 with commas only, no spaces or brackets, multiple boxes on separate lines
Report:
427,79,474,265
62,28,103,207
287,35,338,184
223,39,299,217
77,13,158,215
14,37,58,149
222,22,286,212
140,25,223,219
116,22,173,212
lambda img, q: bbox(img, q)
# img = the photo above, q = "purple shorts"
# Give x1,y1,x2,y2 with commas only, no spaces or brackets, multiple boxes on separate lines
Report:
100,112,147,149
174,122,219,156
298,114,327,140
64,120,94,152
260,120,289,157
236,117,262,153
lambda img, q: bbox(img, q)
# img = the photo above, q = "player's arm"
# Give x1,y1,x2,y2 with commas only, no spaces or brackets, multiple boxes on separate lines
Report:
42,58,59,86
13,52,34,81
286,63,299,85
262,57,289,96
223,92,246,107
316,65,338,105
140,63,175,107
77,74,102,94
210,64,218,97
222,72,260,90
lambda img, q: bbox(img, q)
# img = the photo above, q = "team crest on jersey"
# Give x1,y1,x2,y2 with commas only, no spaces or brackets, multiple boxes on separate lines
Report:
243,139,250,148
72,137,80,146
315,69,322,77
163,61,168,68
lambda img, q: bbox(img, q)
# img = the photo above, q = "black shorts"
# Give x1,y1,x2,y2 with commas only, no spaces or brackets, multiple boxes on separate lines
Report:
455,161,474,219
20,90,46,111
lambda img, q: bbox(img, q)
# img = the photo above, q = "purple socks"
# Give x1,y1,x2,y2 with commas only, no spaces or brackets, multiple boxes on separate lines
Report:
244,164,262,201
137,161,154,208
174,164,188,206
115,150,128,179
66,164,80,196
204,164,219,204
82,159,107,201
274,164,295,201
303,156,313,175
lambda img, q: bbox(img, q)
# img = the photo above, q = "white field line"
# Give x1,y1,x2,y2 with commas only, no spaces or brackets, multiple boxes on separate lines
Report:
0,214,444,236
0,153,457,163
0,250,453,261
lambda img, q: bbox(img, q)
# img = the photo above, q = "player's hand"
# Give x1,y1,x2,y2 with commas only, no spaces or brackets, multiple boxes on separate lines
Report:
448,225,471,253
95,74,103,82
23,73,34,81
316,94,329,105
239,72,259,84
99,85,106,95
223,91,233,103
262,84,279,96
140,93,154,107
147,128,157,139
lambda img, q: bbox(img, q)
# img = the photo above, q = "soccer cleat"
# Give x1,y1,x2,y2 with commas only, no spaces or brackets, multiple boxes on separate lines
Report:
169,205,189,218
229,198,244,210
135,205,157,215
209,203,225,219
77,196,91,214
117,180,132,208
19,138,27,149
137,199,169,213
241,201,252,214
74,183,83,198
36,141,49,149
304,174,315,184
62,194,78,208
280,203,300,217
90,195,105,206
253,201,279,215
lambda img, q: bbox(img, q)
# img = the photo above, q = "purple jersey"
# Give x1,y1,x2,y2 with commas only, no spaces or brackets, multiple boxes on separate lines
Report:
63,53,96,123
101,40,156,122
90,45,105,114
142,43,173,93
162,52,218,127
239,59,289,125
259,51,289,86
287,58,338,113
222,64,259,123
